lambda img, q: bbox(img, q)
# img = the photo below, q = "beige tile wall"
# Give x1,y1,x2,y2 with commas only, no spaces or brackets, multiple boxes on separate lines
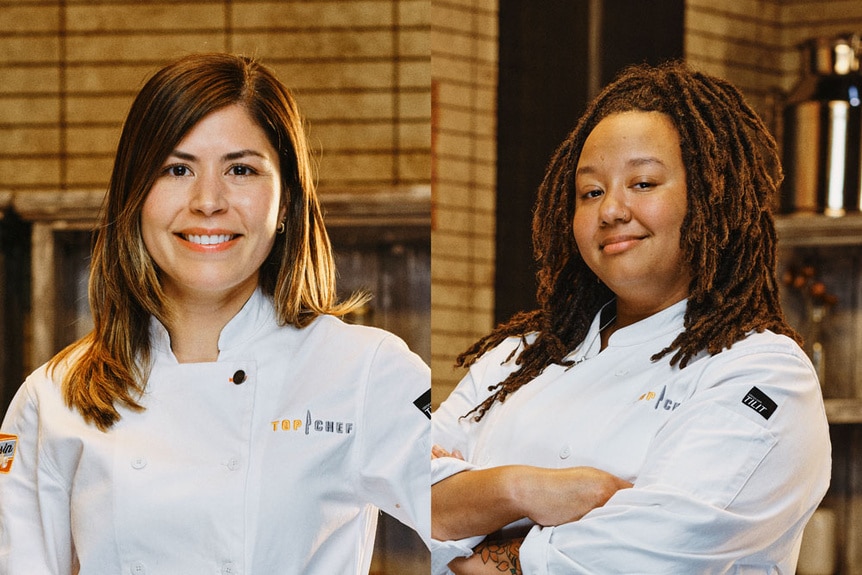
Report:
0,0,430,195
685,0,862,134
430,0,498,406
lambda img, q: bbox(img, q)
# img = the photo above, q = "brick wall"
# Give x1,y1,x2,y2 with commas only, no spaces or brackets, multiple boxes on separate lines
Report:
430,0,498,406
0,0,430,196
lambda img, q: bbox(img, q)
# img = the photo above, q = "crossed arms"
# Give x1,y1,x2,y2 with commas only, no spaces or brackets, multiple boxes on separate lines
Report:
431,445,632,574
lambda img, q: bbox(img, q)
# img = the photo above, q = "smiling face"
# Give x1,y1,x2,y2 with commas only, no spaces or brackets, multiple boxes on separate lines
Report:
141,104,284,305
573,110,691,321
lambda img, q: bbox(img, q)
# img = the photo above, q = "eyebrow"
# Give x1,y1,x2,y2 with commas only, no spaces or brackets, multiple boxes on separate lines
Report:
168,149,270,162
576,156,667,177
628,156,666,168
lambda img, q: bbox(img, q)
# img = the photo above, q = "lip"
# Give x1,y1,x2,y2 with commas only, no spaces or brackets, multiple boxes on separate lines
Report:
175,228,241,252
599,234,646,255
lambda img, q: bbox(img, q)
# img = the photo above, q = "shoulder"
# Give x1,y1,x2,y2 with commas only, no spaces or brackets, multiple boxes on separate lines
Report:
734,328,807,355
696,329,813,378
292,315,428,370
689,329,817,397
17,361,66,408
7,339,121,432
465,334,535,386
685,330,824,431
1,360,74,439
303,314,405,349
299,318,430,412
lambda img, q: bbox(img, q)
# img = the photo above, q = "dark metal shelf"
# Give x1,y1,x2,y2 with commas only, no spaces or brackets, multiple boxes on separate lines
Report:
776,213,862,247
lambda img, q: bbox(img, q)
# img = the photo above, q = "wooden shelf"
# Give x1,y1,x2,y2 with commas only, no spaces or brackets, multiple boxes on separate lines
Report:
824,398,862,424
776,213,862,247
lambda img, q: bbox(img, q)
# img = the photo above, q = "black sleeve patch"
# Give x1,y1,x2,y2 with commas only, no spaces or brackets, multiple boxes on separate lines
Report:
742,387,777,420
413,389,431,420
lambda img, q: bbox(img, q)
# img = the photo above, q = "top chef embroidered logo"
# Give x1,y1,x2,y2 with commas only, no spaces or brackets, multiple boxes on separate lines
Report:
0,434,17,474
270,410,354,435
637,385,681,412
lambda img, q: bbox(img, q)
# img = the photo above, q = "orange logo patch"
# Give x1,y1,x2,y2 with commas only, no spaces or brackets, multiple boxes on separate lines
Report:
0,434,17,474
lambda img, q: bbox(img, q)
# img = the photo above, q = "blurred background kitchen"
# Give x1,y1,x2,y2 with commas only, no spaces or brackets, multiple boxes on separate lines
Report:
0,1,429,573
431,1,862,574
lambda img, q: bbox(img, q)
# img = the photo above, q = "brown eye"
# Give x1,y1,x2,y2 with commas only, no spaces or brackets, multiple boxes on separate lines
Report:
229,165,256,176
165,165,190,177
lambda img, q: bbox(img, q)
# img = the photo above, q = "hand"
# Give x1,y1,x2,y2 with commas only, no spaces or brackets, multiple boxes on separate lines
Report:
449,539,523,575
432,444,464,460
519,466,632,527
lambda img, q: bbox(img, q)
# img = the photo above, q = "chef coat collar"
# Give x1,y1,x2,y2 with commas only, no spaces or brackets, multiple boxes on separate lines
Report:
605,297,687,348
217,288,275,353
570,298,687,363
149,288,276,361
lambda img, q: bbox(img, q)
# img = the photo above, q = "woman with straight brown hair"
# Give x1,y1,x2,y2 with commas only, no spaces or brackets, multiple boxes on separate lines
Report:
0,53,430,574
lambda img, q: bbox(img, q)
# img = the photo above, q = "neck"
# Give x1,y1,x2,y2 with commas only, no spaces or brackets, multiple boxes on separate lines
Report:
615,293,687,329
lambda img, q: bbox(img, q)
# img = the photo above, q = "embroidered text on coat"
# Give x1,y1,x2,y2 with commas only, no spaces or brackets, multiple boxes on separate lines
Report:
270,410,354,435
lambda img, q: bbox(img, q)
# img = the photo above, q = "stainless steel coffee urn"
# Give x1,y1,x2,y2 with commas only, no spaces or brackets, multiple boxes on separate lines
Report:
782,34,862,216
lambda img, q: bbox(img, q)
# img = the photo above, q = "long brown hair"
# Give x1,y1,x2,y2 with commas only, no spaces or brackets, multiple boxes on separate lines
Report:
51,53,365,430
459,61,799,421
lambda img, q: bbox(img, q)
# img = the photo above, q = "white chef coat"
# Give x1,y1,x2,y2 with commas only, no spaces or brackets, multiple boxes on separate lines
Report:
0,288,430,575
432,299,831,574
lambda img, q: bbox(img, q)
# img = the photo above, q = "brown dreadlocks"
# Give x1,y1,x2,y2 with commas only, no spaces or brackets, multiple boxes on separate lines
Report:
459,61,800,422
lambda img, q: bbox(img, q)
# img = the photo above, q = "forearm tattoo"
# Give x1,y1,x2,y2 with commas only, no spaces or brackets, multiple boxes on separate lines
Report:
474,539,522,574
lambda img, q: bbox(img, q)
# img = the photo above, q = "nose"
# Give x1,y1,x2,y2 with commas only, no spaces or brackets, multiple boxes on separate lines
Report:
189,171,228,216
599,187,630,225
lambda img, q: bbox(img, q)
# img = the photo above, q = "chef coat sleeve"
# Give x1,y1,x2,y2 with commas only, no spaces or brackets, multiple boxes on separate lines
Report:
430,338,523,575
354,333,432,548
0,372,75,575
518,342,832,574
430,369,483,574
432,336,524,473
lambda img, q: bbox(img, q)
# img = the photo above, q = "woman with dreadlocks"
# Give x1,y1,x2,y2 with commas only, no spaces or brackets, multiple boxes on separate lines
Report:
430,61,830,574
